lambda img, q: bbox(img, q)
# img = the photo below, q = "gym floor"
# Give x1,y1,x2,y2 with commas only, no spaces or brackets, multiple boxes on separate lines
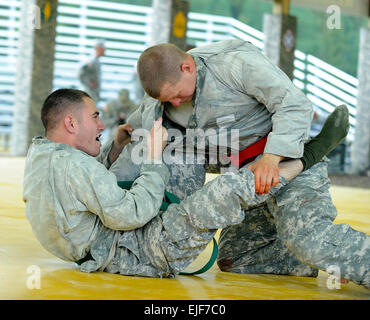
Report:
0,156,369,300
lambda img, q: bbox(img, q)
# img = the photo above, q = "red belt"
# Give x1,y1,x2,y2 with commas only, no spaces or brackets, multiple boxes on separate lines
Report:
228,134,268,167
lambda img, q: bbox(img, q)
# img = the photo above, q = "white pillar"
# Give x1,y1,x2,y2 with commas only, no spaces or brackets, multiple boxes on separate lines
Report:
11,0,58,155
148,0,189,50
351,27,370,174
263,13,297,80
149,0,172,46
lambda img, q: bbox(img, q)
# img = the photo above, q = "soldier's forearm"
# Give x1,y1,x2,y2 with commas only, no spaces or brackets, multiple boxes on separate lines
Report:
107,140,126,166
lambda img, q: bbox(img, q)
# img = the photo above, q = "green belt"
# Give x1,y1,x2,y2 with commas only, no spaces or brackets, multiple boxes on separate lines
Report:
77,181,219,276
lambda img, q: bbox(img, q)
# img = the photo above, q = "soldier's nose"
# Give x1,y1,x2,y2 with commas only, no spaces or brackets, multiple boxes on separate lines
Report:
170,98,181,107
98,118,105,130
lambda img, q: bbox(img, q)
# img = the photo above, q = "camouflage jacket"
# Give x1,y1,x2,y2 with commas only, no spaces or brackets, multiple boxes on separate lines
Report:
23,137,169,272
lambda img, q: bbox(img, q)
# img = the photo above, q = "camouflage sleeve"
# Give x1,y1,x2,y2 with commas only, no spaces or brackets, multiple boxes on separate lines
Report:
108,95,164,181
96,139,114,169
243,51,313,158
68,155,170,231
219,49,313,158
126,101,144,129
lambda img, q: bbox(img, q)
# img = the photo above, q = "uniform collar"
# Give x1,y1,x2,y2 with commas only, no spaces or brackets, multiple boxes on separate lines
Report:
185,55,208,129
192,55,207,106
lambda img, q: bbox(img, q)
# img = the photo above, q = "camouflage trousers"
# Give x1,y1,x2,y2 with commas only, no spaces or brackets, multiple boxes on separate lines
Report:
106,160,369,287
105,164,288,278
218,160,370,288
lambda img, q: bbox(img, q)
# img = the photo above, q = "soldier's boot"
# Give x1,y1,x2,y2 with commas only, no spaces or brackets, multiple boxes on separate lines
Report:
301,104,349,171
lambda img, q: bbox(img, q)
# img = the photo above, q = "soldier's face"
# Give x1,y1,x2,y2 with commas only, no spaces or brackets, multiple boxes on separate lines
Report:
96,46,105,57
158,73,196,107
74,97,105,157
157,56,197,108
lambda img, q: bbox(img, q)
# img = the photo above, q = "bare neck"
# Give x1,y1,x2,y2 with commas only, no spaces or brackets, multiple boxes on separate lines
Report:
46,131,76,149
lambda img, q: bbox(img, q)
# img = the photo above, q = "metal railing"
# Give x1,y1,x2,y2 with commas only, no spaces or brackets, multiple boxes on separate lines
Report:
54,0,152,104
0,0,19,147
293,50,358,141
0,0,358,151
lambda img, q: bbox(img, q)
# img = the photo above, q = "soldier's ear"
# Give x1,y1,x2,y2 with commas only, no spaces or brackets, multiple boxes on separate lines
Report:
64,115,78,134
180,61,192,74
180,55,195,75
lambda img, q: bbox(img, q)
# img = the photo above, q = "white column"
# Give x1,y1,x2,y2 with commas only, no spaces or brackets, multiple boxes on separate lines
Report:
351,27,370,174
263,13,297,80
11,0,58,155
148,0,189,50
148,0,172,46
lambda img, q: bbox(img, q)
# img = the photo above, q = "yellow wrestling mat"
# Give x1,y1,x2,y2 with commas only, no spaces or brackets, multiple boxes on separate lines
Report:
0,156,369,300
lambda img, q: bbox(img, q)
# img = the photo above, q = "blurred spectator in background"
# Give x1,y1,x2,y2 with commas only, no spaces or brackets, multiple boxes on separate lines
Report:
101,88,138,141
78,40,105,104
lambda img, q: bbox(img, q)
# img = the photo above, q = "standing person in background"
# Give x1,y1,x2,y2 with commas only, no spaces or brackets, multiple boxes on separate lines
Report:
78,40,105,104
101,88,138,141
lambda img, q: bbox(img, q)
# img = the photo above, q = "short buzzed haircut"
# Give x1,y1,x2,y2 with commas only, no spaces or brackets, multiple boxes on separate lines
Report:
137,43,188,98
41,88,91,135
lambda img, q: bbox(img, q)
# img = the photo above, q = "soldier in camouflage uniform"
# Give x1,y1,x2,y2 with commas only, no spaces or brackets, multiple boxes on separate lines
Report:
24,88,308,279
101,88,138,140
78,40,105,103
109,40,369,288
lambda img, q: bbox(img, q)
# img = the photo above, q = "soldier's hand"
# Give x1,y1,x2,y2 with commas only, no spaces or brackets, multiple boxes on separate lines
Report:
115,123,133,148
147,117,168,160
108,124,134,165
247,153,284,194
